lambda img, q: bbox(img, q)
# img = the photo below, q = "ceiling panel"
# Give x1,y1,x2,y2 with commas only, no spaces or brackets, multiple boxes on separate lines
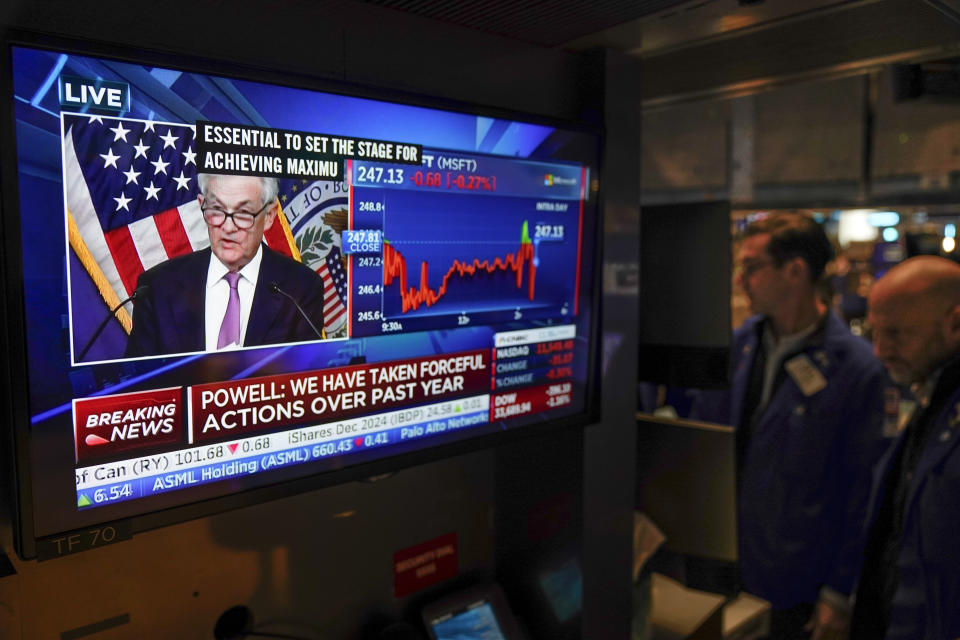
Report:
360,0,691,47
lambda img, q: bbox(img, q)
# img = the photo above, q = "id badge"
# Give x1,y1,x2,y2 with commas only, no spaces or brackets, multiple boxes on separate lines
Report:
784,354,827,397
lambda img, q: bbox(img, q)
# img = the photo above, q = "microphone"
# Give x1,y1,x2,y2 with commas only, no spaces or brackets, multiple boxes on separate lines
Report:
269,282,324,340
77,285,148,361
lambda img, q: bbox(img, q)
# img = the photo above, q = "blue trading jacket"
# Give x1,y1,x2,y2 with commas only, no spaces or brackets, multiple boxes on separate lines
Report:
694,312,887,608
859,382,960,639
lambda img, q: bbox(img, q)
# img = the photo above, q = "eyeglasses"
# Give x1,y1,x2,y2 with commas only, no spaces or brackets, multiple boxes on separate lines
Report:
740,258,775,278
201,201,270,229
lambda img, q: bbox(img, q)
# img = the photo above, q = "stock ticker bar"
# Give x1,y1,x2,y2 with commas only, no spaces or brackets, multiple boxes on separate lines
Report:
75,396,491,509
73,326,577,510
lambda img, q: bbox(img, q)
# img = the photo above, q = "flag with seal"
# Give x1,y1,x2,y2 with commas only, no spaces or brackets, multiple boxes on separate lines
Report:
280,179,349,338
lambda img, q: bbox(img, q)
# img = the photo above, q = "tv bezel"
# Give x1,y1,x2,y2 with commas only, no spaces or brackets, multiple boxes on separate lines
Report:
0,30,604,560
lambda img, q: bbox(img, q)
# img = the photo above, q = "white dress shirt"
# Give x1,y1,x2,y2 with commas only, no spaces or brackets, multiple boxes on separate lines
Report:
204,246,263,350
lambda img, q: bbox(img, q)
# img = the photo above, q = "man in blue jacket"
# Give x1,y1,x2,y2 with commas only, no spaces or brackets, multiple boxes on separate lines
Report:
695,213,887,639
851,256,960,639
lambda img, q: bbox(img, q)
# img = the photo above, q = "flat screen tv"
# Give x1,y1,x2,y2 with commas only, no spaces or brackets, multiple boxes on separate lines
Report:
0,35,602,559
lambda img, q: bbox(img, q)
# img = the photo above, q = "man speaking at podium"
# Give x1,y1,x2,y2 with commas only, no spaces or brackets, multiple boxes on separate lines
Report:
125,173,325,357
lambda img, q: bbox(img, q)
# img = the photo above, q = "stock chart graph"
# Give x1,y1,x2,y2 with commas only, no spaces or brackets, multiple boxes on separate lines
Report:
348,152,585,337
382,219,537,314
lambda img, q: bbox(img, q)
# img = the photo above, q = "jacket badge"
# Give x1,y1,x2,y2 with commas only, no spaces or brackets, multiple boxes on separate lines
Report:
814,350,830,369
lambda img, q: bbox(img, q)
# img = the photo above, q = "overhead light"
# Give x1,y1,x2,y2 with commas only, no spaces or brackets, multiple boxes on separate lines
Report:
946,223,956,238
867,211,900,227
883,228,899,242
944,237,956,253
838,211,879,245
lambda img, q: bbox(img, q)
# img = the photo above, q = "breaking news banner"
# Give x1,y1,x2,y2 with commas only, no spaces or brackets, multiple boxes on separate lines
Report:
195,121,423,181
72,350,490,463
190,350,489,443
73,387,184,463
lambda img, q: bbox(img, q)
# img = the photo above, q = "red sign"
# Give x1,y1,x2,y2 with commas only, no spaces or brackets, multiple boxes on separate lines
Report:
393,533,458,598
190,350,489,443
73,387,183,462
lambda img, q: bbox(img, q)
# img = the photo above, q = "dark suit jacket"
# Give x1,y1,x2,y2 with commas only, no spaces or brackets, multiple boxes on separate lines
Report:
125,246,325,357
692,312,887,609
852,358,960,639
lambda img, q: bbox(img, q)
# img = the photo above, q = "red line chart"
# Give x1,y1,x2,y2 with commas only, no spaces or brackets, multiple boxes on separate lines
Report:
383,240,536,314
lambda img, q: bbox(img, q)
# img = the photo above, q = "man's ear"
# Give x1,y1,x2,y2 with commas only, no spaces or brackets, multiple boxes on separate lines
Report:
944,304,960,347
262,201,278,231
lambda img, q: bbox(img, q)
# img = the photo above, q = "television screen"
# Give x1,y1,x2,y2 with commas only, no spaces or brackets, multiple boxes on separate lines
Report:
0,39,601,559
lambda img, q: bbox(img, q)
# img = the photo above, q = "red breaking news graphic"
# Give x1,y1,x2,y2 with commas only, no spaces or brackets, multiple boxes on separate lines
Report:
190,350,490,443
73,387,184,462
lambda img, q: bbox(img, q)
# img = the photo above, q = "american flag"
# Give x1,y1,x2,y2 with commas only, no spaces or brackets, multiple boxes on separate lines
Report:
318,245,348,335
62,114,297,339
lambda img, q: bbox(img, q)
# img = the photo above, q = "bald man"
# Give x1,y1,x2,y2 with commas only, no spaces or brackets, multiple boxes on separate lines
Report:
851,256,960,639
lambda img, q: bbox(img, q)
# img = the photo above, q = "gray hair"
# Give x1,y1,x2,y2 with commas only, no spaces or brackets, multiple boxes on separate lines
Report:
197,173,279,208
